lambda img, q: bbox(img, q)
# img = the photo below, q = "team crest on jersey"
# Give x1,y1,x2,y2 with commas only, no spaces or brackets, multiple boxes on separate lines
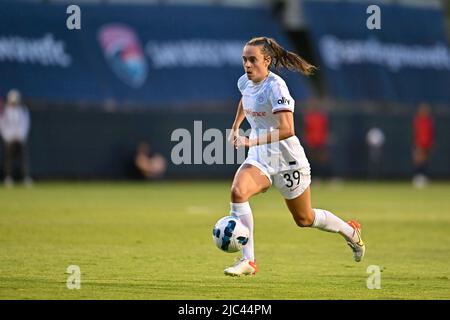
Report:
98,24,148,88
257,94,266,104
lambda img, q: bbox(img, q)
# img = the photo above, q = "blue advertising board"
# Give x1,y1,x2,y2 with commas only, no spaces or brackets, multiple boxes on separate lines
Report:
303,1,450,105
0,2,311,108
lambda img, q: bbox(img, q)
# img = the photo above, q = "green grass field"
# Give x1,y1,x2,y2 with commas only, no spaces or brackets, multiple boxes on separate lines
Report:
0,181,449,300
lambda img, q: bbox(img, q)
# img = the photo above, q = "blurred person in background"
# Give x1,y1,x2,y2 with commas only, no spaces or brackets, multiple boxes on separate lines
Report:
0,89,32,187
303,97,332,182
366,127,385,180
134,141,167,180
412,102,434,188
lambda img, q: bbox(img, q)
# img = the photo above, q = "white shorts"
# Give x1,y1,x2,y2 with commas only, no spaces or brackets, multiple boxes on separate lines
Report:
239,158,311,200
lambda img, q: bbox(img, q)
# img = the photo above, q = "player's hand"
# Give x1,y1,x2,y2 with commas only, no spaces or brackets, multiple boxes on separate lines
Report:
228,128,239,146
234,136,250,149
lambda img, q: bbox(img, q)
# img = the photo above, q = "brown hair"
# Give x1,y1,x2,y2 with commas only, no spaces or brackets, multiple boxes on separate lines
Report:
246,37,316,76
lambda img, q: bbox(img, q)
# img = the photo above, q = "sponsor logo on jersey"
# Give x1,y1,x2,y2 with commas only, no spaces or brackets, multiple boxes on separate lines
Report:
277,97,290,105
244,109,266,117
98,24,148,88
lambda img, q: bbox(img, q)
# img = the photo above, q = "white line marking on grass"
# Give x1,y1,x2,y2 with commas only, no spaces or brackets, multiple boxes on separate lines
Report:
186,206,212,215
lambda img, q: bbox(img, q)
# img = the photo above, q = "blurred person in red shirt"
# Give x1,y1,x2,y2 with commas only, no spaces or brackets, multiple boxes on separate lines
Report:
303,98,332,181
412,102,434,188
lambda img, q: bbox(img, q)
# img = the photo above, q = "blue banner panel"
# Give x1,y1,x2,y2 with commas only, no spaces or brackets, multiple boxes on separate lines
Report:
0,2,311,108
303,1,450,105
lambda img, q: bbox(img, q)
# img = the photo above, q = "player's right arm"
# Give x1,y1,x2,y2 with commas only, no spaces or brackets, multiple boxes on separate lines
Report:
228,98,244,146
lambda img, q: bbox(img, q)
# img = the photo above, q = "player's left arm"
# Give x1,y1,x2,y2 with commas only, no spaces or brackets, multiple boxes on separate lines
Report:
235,111,295,148
252,111,295,146
273,110,295,140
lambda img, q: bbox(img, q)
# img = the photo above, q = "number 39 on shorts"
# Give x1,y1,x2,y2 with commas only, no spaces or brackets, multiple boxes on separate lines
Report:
283,170,301,188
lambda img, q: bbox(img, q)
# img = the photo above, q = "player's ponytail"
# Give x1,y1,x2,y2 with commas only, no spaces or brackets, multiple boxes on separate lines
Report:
246,37,317,76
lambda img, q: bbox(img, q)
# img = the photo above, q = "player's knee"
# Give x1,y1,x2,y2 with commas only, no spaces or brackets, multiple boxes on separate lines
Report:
294,214,314,228
230,185,248,202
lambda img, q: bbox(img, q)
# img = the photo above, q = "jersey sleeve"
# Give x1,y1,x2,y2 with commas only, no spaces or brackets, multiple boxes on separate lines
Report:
269,79,295,113
237,74,248,94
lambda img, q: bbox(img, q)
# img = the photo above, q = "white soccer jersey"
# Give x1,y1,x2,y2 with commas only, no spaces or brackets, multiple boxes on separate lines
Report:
238,71,310,176
0,105,30,143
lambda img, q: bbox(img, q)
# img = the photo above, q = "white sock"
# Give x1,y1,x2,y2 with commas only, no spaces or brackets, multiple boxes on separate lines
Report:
312,208,356,242
230,202,254,262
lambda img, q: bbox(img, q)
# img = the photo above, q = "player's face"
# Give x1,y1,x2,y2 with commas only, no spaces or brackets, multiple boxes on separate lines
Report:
242,45,271,83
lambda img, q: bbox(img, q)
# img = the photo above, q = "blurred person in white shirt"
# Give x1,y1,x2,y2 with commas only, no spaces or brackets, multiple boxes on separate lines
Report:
0,89,32,187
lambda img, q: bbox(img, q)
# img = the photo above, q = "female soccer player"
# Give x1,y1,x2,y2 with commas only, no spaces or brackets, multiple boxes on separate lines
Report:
224,37,365,276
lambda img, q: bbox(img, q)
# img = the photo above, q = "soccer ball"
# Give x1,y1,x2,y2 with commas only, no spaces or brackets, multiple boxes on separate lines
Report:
212,216,249,253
